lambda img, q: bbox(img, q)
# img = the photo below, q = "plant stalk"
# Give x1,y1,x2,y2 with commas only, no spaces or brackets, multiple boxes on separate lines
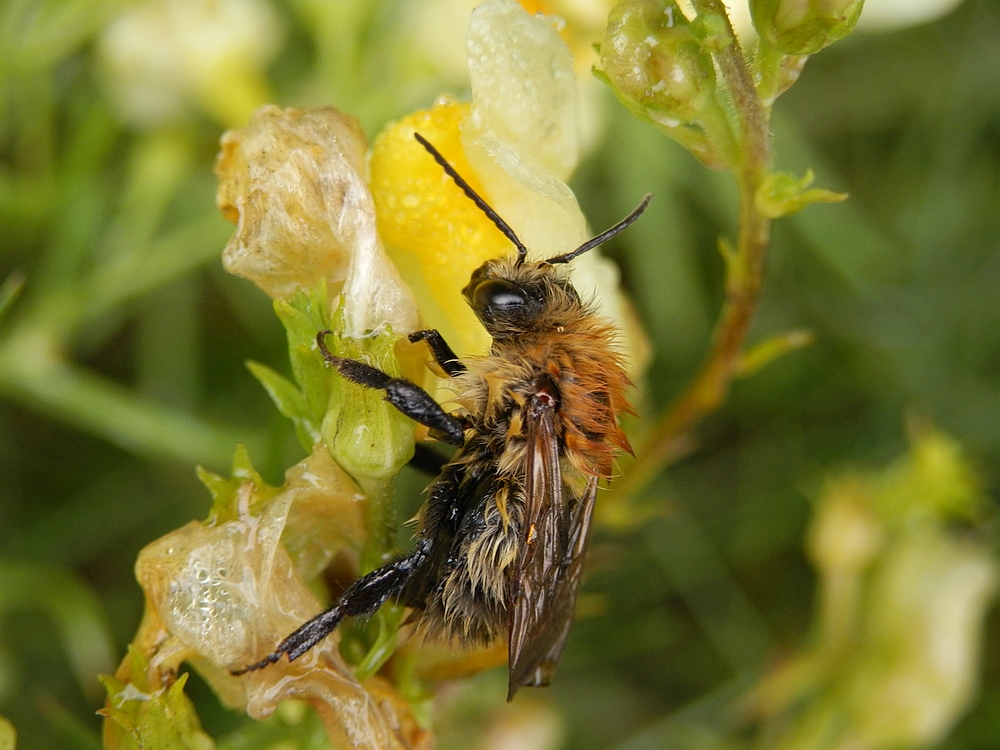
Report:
618,0,774,500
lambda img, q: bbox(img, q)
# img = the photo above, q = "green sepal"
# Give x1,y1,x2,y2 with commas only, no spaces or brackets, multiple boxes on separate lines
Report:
755,170,847,218
99,649,214,750
265,286,334,450
276,290,330,424
246,360,316,449
197,444,278,524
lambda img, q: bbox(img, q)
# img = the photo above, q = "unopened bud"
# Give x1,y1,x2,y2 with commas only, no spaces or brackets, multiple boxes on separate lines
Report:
750,0,865,55
599,0,716,126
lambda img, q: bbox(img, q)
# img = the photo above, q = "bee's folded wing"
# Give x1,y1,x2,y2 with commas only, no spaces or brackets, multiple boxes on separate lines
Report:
507,388,599,700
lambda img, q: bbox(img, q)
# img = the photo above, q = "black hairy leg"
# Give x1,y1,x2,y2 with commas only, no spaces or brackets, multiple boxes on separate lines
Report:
409,329,466,377
316,330,465,446
232,539,433,675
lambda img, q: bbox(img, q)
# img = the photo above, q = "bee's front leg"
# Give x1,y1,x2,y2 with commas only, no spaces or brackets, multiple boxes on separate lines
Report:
408,329,466,377
232,539,432,676
316,331,465,446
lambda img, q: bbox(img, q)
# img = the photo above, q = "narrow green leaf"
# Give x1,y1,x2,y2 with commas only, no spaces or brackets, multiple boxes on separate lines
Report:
195,466,230,505
736,330,813,376
274,290,330,425
0,271,26,325
294,341,331,429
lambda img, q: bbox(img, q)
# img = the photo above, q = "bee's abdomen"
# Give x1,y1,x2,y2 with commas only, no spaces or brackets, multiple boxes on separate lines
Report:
416,470,523,646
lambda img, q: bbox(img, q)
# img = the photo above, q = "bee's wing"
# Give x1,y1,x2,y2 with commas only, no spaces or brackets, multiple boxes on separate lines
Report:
507,388,599,700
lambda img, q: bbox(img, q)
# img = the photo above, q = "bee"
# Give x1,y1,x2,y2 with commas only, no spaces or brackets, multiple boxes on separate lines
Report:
235,132,650,699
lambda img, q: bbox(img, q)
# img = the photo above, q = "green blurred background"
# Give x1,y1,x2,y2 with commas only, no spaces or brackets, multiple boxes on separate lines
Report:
1,0,998,748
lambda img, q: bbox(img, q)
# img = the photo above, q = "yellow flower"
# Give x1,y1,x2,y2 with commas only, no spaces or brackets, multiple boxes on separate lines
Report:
375,0,650,374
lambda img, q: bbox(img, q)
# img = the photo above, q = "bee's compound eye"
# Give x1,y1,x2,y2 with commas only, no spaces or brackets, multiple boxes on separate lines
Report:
473,279,527,313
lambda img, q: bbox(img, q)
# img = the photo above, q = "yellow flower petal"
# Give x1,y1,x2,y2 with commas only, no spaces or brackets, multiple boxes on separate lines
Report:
371,100,511,356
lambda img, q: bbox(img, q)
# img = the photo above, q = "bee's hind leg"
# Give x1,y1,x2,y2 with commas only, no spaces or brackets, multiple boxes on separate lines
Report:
232,539,433,676
316,330,465,446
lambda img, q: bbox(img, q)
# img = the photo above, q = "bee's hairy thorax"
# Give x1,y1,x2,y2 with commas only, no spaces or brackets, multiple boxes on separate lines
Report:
461,312,632,479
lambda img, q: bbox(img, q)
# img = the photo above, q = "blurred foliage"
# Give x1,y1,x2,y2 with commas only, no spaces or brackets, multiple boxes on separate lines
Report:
1,0,999,748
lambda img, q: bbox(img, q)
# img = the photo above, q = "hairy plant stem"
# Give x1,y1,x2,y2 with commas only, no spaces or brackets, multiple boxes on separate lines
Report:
618,0,773,501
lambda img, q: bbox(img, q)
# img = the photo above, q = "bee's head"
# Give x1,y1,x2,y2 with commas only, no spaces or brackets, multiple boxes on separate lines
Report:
411,132,650,338
463,259,580,338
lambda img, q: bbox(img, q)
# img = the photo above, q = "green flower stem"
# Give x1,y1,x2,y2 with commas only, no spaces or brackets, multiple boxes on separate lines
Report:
619,0,774,500
356,475,398,572
0,326,256,467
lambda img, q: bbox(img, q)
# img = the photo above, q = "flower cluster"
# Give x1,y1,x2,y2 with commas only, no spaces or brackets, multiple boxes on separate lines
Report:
747,427,998,750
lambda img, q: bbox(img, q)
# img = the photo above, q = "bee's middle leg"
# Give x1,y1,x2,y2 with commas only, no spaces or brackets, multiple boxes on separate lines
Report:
232,539,432,675
316,331,465,446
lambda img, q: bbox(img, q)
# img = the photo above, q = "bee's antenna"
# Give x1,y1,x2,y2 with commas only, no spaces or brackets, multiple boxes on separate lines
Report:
546,194,652,265
413,132,529,264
